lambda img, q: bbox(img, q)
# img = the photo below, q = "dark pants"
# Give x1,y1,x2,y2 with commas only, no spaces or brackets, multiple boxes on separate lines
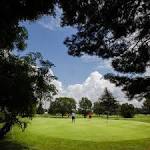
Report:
72,116,75,123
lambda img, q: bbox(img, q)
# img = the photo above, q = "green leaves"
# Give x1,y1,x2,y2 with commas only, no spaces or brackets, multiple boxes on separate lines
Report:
48,97,76,116
0,51,57,137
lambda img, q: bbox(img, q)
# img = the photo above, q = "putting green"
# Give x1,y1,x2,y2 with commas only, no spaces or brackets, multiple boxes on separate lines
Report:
20,118,150,142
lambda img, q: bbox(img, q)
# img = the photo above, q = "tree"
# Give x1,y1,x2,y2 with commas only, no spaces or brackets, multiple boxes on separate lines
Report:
0,1,61,138
0,0,56,51
134,107,144,115
0,51,57,138
1,1,150,101
36,102,45,115
0,0,57,139
63,0,150,100
120,103,135,118
79,97,92,117
1,0,149,138
142,98,150,114
48,97,76,117
93,101,104,116
99,88,118,119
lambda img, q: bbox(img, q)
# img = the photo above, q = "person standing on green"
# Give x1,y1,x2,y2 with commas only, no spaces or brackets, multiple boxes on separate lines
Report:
71,112,76,123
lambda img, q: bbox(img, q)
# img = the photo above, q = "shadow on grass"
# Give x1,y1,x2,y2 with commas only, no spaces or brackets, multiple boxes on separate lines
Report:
0,140,29,150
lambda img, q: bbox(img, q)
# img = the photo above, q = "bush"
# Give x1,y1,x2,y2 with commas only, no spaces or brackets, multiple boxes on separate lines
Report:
120,103,135,118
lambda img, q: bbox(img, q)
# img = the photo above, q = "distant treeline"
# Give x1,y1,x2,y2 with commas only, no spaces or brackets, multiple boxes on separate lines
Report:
36,88,150,118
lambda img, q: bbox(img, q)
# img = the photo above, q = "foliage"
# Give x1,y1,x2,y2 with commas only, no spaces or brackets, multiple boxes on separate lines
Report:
0,0,60,138
0,0,56,51
62,0,150,100
120,103,135,118
0,0,62,139
0,51,57,138
36,102,45,114
1,1,149,117
105,75,150,100
142,98,150,114
93,101,104,115
1,0,150,139
48,97,76,117
79,97,92,117
99,88,119,118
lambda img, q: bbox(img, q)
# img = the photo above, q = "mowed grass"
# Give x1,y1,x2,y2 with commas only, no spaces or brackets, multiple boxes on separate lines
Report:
1,116,150,150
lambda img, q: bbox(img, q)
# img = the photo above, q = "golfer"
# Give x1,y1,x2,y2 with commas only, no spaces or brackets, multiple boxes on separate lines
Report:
71,112,76,123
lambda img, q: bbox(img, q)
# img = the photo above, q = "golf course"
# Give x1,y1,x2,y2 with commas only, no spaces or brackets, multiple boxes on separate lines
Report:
1,115,150,150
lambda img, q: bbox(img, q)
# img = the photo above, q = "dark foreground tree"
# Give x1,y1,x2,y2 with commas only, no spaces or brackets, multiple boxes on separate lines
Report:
79,97,92,117
120,103,135,118
0,51,57,138
63,0,150,100
99,88,118,119
0,0,57,51
0,0,59,139
0,1,61,139
1,1,150,102
48,97,76,117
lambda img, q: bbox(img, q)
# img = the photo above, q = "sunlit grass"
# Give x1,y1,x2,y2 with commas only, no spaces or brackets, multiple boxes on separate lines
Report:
0,115,150,150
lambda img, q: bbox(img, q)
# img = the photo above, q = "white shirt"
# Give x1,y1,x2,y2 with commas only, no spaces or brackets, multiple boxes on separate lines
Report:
72,112,76,117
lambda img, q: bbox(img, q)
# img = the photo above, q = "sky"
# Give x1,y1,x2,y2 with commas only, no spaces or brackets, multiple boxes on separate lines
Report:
19,15,146,107
22,18,113,86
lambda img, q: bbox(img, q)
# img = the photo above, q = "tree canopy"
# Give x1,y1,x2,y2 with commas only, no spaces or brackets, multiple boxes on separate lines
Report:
93,101,104,116
48,97,76,117
36,102,45,115
79,97,92,117
0,1,60,138
99,88,119,118
0,0,56,50
120,103,135,118
0,0,59,138
0,51,57,138
142,98,150,114
1,0,149,100
63,0,150,100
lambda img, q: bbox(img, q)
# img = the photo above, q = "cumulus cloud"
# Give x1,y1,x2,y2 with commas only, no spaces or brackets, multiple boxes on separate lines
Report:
145,67,150,76
53,71,142,107
52,80,64,95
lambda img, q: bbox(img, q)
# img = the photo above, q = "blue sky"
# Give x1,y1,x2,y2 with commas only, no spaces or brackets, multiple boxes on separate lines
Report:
20,16,113,86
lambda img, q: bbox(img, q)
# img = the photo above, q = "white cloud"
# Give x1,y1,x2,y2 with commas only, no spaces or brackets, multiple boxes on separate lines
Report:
37,7,62,31
145,67,150,76
52,80,64,95
95,59,112,70
81,55,113,72
38,15,61,31
81,55,101,63
37,7,73,31
53,71,142,107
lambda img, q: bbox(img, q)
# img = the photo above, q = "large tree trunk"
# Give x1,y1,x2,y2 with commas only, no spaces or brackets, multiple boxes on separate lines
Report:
0,121,13,139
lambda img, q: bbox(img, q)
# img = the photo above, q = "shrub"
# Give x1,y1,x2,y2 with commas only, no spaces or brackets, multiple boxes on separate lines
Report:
120,103,135,118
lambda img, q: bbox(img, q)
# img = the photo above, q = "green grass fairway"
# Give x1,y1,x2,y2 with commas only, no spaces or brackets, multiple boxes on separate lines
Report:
1,117,150,150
